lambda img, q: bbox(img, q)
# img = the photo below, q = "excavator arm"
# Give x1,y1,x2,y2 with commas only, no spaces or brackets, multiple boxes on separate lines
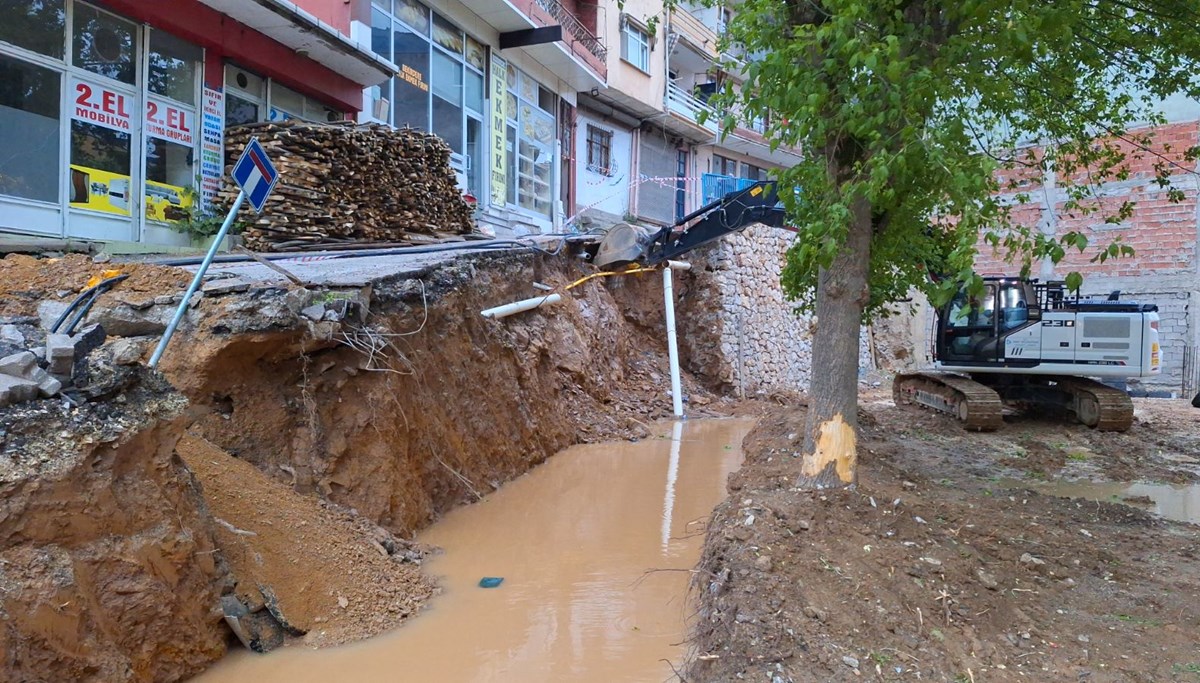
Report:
594,181,789,268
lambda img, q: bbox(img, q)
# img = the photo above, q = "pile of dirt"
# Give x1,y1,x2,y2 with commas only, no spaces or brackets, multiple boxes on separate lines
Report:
177,433,436,648
0,253,192,318
688,398,1200,682
0,368,226,683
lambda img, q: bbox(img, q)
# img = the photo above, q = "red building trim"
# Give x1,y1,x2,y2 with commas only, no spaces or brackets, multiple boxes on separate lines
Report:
98,0,364,112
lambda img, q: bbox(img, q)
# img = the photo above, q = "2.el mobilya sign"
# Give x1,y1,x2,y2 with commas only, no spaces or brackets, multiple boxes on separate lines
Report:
69,76,195,219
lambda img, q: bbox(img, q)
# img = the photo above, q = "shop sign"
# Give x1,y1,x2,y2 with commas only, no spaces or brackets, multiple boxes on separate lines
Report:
200,87,225,209
71,77,132,132
145,96,194,146
490,54,507,206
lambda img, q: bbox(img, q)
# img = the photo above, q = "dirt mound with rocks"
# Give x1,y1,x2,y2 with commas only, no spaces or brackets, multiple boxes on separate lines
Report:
688,398,1200,682
0,253,191,318
177,433,437,648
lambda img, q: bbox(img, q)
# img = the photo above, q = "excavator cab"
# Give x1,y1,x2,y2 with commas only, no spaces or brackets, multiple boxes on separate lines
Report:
935,279,1040,365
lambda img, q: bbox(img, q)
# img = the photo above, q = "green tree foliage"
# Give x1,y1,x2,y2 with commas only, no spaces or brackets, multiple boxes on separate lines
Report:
693,0,1200,310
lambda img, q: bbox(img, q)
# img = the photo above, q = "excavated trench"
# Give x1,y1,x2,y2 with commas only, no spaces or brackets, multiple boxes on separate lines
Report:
0,249,740,682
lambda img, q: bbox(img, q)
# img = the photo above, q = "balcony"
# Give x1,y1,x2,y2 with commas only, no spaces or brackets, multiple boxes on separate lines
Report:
702,173,757,204
462,0,606,89
666,81,718,136
669,8,719,60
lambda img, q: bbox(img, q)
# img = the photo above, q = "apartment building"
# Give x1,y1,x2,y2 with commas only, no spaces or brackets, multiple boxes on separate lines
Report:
0,0,394,248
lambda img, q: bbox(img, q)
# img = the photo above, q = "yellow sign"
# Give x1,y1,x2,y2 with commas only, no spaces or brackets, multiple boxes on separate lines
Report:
70,164,192,221
490,54,508,206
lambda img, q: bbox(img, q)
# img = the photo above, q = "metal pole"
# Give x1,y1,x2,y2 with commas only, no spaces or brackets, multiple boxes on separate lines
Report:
663,264,684,417
149,190,247,369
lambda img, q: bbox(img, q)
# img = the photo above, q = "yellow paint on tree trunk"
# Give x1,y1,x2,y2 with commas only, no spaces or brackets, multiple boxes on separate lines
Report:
803,413,857,483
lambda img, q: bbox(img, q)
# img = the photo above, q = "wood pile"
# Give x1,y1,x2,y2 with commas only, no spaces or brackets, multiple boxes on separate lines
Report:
220,121,476,251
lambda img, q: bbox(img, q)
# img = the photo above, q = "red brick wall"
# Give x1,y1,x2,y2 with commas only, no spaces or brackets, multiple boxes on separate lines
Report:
976,121,1200,280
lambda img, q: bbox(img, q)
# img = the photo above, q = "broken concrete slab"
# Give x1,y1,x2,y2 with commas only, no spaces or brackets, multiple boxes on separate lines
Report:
46,334,76,375
73,324,106,357
0,351,38,378
0,374,40,406
87,304,172,337
202,278,251,295
220,595,285,653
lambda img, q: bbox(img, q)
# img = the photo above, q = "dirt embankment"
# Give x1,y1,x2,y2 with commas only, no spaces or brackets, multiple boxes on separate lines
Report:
162,252,723,537
0,369,225,682
688,397,1200,682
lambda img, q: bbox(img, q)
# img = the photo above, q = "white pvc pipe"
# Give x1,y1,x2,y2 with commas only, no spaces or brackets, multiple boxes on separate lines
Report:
480,293,562,319
663,266,684,417
666,260,692,271
661,419,683,555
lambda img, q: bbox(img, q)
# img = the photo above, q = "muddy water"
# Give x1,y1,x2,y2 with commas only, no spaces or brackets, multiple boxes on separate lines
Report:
193,418,753,683
999,478,1200,524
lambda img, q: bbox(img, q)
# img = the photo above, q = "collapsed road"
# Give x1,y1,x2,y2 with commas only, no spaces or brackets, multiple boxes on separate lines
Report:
0,239,1198,683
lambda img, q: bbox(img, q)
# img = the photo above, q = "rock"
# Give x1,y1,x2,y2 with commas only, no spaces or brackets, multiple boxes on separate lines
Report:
108,338,146,366
337,595,349,609
976,568,1000,590
153,295,175,306
754,555,773,572
842,655,860,669
300,303,327,321
902,481,917,490
1020,553,1046,566
0,374,40,406
46,333,77,375
73,324,107,357
88,304,173,336
37,300,71,331
1078,634,1090,643
803,604,827,621
0,324,26,346
0,351,38,378
221,595,286,653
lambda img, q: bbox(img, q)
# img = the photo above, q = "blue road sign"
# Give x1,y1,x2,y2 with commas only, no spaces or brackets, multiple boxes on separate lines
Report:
231,137,279,213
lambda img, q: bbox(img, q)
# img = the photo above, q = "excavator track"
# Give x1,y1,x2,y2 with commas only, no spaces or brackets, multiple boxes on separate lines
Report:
1052,376,1135,432
893,372,1004,432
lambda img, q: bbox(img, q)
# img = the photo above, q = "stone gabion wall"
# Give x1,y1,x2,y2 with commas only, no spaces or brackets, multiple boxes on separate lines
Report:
677,224,875,397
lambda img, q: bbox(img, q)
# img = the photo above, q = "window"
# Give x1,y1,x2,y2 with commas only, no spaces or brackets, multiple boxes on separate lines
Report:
72,2,136,84
1,0,65,58
621,21,650,72
0,55,61,202
586,125,612,175
713,154,737,177
148,31,201,104
741,163,767,181
507,66,555,218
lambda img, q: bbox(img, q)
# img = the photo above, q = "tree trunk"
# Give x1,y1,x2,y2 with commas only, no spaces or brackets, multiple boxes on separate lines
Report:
796,195,873,488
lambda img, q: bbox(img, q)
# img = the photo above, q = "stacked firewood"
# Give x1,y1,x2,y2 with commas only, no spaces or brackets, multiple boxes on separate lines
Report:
219,121,475,251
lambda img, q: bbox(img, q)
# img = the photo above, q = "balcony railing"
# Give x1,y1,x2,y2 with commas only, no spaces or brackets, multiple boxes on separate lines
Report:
666,81,718,132
534,0,607,62
702,173,757,204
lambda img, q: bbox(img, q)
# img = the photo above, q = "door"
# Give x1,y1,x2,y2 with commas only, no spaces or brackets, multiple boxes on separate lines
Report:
675,149,688,221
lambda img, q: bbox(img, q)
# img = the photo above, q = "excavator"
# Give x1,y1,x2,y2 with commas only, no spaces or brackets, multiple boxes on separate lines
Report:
593,180,1162,432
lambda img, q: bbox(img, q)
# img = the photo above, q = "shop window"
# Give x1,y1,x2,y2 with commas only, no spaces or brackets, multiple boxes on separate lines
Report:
148,31,200,105
0,55,60,202
144,137,192,222
70,120,132,215
0,0,65,58
432,13,462,54
465,36,485,71
431,50,462,153
72,2,136,85
508,69,555,218
586,125,612,176
395,0,429,34
621,21,650,73
465,69,483,114
370,8,392,61
392,23,429,129
270,82,306,120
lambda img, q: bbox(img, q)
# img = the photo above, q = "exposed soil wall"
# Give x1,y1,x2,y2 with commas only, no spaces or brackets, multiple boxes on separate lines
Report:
0,371,226,683
161,252,720,537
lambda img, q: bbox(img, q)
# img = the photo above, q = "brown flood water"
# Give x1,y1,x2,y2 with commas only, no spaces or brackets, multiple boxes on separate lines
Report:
192,418,753,683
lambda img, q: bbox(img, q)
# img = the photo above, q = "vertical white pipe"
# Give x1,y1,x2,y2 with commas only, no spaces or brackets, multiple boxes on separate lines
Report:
663,266,684,417
661,419,684,555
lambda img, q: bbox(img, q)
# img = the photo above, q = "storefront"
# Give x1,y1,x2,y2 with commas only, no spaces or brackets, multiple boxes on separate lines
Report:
0,0,390,246
365,0,561,230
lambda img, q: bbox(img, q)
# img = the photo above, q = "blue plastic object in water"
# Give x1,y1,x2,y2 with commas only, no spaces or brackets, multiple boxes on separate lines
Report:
478,577,504,588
